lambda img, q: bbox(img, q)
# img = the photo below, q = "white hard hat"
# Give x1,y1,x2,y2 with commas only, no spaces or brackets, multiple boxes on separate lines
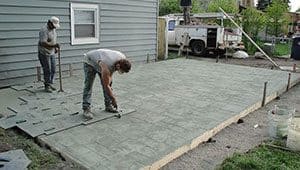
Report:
50,16,60,28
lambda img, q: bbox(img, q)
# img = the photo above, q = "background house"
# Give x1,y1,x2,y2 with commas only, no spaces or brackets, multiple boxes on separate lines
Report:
0,0,158,87
288,12,300,34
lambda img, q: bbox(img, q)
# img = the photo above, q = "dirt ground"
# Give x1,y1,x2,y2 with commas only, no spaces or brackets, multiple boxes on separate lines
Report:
0,56,299,169
0,128,82,170
190,55,300,72
162,56,300,170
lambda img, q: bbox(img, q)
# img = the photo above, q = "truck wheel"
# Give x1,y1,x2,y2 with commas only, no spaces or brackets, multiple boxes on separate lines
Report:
191,41,205,56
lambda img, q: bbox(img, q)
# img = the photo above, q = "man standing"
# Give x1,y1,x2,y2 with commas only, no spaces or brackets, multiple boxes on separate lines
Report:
82,49,131,119
38,16,60,93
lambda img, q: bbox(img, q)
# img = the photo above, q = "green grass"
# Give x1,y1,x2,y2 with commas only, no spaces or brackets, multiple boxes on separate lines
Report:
245,40,291,57
0,128,62,170
218,143,300,170
245,41,265,55
167,52,184,60
274,43,291,57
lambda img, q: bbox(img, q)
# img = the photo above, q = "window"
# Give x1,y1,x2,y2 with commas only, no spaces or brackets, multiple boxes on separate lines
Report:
71,3,99,45
168,20,176,31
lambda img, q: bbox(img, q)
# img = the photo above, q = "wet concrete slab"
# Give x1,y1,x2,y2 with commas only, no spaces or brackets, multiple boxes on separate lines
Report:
1,58,300,169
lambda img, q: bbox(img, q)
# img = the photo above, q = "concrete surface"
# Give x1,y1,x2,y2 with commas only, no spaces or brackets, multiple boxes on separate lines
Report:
163,82,300,169
39,59,300,169
1,58,300,169
0,149,31,170
0,74,133,137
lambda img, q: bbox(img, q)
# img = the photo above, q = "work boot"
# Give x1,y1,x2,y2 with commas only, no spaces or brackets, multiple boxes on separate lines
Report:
49,84,56,91
83,109,93,119
105,105,118,113
44,86,52,93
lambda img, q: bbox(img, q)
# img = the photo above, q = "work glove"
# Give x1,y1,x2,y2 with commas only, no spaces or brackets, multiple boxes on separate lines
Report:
54,43,60,53
54,43,60,49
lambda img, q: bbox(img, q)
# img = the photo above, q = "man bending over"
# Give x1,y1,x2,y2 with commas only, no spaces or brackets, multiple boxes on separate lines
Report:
82,49,131,119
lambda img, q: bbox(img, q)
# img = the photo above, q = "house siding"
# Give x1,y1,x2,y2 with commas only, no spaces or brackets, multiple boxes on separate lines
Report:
0,0,158,87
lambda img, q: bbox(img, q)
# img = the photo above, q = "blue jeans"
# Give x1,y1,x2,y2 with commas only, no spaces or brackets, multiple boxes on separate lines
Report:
82,63,112,111
38,52,56,86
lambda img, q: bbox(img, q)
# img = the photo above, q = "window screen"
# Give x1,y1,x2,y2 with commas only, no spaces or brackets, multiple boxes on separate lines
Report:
71,3,99,45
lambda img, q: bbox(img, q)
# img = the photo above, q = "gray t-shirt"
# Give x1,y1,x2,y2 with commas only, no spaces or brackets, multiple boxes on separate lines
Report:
38,24,57,55
84,49,126,73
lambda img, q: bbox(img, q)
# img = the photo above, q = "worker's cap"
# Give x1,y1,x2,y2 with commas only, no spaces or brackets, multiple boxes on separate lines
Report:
50,16,60,28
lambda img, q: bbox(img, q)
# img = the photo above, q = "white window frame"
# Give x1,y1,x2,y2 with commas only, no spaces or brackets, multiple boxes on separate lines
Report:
70,3,99,45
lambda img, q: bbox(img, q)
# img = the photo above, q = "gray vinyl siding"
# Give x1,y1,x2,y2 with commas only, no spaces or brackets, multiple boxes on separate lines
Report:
0,0,158,87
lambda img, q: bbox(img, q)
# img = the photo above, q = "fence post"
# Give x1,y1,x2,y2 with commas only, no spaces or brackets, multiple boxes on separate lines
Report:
262,82,268,107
